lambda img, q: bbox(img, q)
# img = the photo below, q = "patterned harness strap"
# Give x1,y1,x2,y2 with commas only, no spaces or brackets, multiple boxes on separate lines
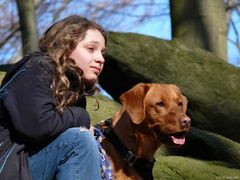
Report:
94,127,114,180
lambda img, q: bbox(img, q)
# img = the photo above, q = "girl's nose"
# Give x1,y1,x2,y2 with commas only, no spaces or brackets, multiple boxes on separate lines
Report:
95,53,105,64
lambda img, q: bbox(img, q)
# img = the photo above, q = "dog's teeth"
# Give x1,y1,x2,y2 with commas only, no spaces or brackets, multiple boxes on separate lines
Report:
171,136,185,145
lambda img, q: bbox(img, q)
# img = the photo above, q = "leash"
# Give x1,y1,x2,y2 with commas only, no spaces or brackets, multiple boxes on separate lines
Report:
96,119,155,180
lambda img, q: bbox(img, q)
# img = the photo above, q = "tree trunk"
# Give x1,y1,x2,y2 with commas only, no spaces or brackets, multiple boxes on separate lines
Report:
170,0,227,61
16,0,38,55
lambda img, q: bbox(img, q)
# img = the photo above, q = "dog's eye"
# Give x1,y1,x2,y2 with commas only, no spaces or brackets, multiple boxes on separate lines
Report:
178,101,183,107
156,101,164,107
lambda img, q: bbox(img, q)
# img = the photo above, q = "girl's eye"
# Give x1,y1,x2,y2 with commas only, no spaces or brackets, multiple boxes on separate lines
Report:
87,47,95,52
101,50,106,57
101,50,106,55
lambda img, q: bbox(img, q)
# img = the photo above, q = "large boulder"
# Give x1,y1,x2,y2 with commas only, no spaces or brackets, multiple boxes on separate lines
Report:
99,32,240,142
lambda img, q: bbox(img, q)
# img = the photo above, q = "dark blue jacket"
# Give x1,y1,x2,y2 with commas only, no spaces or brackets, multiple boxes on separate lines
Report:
0,52,91,179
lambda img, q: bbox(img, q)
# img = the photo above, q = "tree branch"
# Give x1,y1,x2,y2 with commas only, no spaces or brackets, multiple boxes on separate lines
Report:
0,26,20,48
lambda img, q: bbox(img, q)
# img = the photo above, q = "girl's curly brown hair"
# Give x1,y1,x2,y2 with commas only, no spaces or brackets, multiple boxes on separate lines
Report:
38,15,106,113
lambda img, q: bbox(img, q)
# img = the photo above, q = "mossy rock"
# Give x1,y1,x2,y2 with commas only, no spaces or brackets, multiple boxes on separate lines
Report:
99,32,240,142
153,156,240,180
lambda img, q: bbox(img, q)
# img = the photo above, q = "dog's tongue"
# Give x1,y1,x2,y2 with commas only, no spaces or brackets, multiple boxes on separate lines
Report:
171,136,185,145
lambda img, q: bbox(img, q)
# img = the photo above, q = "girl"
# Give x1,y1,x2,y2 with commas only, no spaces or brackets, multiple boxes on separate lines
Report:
0,15,106,179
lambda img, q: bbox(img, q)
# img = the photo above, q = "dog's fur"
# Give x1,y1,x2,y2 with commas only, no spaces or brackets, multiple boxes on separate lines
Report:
100,83,191,179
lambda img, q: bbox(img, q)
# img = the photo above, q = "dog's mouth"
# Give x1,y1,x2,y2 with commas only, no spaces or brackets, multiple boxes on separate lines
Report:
168,131,187,145
154,128,188,146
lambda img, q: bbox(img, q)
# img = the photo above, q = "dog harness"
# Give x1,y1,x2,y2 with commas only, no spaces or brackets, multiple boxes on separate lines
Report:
96,119,156,180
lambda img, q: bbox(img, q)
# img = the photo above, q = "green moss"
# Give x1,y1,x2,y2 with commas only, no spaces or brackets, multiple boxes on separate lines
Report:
86,95,121,125
153,156,240,180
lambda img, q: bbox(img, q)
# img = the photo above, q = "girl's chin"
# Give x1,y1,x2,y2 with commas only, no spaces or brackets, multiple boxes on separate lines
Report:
82,76,98,86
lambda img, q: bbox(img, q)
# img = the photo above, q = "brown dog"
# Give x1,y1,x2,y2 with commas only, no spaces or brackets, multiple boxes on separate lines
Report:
99,83,191,180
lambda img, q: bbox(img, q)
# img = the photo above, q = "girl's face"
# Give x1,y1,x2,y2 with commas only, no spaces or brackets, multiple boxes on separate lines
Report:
69,29,106,85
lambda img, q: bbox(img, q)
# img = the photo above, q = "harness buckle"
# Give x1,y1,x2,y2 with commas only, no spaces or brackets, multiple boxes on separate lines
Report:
124,151,137,167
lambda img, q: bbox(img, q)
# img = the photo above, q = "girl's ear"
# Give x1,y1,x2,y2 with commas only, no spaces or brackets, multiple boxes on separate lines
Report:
119,83,149,124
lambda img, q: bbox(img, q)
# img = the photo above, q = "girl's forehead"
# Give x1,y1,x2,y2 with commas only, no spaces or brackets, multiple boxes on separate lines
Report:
81,29,105,48
84,29,104,41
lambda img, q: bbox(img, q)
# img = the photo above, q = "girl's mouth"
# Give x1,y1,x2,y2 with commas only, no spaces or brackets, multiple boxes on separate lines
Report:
91,66,101,75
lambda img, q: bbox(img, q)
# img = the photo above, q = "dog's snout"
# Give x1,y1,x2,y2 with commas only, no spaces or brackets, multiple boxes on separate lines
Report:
180,116,191,128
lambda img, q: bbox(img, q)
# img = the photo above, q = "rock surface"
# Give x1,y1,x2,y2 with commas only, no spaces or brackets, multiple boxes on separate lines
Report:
99,32,240,143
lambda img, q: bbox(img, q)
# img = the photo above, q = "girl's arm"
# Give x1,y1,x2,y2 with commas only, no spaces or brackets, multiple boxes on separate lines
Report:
2,57,90,145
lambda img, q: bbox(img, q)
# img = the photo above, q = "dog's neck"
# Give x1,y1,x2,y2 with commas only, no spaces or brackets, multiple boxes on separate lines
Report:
112,110,161,162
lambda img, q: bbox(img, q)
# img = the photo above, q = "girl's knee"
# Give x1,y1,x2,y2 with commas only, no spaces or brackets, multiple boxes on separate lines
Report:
77,129,99,150
61,128,98,154
60,127,90,140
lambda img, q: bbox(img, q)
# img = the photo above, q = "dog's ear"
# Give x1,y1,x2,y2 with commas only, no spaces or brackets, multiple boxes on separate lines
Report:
120,83,149,124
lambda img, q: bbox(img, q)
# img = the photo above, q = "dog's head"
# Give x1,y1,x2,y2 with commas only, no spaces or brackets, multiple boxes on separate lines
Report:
120,83,191,147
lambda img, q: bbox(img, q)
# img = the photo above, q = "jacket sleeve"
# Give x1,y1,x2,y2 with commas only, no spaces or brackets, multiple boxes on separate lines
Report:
2,57,90,144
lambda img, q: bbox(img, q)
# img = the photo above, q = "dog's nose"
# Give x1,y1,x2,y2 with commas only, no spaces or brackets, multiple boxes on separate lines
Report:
180,116,191,128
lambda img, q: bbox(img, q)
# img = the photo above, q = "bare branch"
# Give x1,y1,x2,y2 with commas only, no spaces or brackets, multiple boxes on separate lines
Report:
0,26,20,48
